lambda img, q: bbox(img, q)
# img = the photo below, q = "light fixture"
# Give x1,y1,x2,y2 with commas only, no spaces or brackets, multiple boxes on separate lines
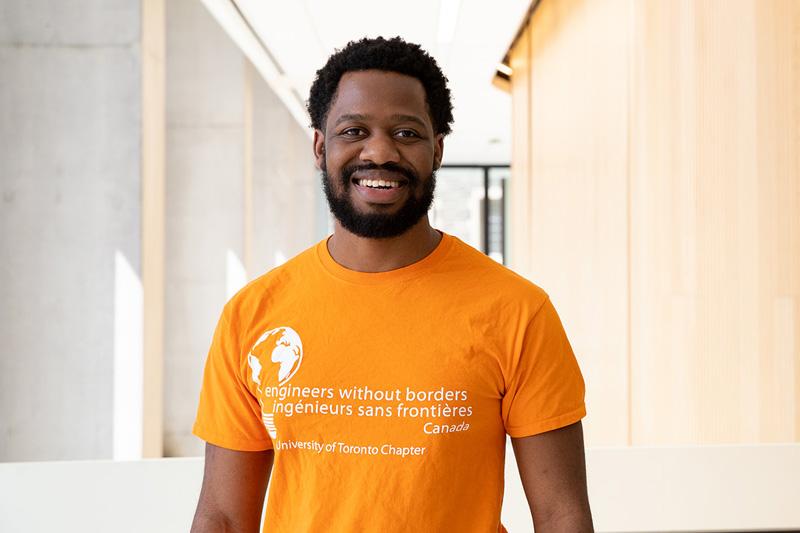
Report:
496,63,513,76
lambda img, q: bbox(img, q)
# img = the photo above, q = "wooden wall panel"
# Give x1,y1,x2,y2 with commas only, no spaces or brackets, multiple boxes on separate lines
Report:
510,0,631,446
509,26,532,278
508,0,799,445
629,0,800,444
142,0,165,457
628,0,704,445
753,0,800,443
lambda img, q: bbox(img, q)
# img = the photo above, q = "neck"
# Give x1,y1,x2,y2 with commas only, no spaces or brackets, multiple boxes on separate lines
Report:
327,216,442,273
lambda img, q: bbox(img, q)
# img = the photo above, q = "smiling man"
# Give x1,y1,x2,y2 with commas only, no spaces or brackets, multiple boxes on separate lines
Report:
191,37,593,532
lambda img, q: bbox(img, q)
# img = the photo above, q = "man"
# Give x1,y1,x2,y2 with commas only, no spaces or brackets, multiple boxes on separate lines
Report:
191,36,593,532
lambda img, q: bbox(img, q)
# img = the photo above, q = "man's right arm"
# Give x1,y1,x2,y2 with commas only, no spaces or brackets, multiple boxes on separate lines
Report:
191,442,274,533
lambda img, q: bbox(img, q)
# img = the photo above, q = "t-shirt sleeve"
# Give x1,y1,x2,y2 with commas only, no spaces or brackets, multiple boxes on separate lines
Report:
192,306,274,451
501,295,586,438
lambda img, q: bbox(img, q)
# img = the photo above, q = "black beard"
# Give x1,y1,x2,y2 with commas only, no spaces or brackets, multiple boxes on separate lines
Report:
320,160,437,239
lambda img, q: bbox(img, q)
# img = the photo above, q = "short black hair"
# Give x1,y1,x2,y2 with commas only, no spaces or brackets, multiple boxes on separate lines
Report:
307,36,454,136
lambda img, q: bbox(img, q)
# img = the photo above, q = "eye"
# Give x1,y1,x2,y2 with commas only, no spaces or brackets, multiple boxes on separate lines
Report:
340,127,365,137
395,129,420,138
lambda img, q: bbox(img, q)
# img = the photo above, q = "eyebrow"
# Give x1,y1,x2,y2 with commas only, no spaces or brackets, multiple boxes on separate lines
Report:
333,113,428,128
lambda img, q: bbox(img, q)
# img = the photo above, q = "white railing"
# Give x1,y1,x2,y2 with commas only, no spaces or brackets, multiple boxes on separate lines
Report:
1,444,798,532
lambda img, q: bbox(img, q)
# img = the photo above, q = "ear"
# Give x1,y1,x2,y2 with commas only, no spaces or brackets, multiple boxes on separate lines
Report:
433,133,444,170
312,129,326,170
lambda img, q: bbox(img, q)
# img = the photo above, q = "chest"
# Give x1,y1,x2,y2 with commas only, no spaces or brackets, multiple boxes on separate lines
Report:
243,302,509,454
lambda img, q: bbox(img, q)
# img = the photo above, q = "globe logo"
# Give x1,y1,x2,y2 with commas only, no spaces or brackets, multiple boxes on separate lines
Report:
248,326,303,387
247,326,303,440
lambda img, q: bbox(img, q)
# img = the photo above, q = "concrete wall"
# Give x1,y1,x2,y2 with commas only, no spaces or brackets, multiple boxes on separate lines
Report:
249,62,320,272
1,0,321,461
163,0,246,458
163,0,320,457
0,0,143,461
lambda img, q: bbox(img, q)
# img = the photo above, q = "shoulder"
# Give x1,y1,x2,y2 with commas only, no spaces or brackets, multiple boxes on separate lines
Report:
444,235,550,314
221,240,321,326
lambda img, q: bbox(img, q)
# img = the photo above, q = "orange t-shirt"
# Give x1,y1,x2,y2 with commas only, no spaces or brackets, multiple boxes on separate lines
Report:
193,231,586,532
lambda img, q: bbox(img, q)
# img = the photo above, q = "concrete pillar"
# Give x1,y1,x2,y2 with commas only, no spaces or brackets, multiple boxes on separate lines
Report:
163,0,246,457
163,0,322,457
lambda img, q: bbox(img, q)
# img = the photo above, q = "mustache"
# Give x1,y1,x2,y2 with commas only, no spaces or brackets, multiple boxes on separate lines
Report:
340,162,419,185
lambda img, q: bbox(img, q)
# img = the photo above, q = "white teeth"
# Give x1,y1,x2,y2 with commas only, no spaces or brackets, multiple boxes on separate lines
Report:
357,179,401,189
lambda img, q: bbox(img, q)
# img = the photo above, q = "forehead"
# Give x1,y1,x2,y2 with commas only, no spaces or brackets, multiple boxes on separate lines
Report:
326,70,430,128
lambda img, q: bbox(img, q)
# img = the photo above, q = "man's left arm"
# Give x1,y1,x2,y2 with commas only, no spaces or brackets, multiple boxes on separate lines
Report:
511,420,594,532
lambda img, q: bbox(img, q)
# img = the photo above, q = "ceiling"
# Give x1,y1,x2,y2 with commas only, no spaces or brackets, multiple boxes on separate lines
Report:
234,0,530,165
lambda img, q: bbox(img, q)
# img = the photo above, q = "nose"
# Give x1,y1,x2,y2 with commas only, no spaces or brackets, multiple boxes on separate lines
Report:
359,131,401,165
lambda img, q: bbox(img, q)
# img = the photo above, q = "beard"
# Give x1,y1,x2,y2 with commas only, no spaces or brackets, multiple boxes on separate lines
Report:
321,160,437,239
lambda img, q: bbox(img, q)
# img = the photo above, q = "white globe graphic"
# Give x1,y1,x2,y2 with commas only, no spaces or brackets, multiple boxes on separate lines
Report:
248,326,303,386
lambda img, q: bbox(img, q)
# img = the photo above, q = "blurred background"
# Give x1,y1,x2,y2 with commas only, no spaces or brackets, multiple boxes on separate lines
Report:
1,0,798,531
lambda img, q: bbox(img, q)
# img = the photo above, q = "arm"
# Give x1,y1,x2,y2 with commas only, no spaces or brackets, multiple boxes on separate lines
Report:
511,420,594,532
191,442,274,533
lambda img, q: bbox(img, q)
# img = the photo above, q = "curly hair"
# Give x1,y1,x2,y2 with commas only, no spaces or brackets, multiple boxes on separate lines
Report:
307,36,454,136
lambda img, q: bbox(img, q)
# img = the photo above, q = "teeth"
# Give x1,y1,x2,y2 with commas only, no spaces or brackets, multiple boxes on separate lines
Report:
357,179,402,188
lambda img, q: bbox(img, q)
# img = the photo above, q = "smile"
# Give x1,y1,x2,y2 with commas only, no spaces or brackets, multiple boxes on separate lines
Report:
352,178,408,204
353,178,406,189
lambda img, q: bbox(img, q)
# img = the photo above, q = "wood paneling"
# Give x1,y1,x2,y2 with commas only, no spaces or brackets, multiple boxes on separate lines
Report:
142,0,165,457
629,0,800,444
507,0,800,445
510,0,631,445
509,26,532,278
